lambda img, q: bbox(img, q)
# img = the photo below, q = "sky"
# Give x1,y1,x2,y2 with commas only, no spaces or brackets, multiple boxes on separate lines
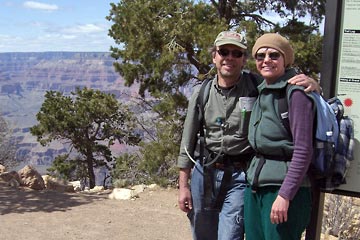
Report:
0,1,116,52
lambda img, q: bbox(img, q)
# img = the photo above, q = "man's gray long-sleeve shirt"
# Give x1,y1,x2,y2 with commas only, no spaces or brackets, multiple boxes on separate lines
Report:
177,72,259,169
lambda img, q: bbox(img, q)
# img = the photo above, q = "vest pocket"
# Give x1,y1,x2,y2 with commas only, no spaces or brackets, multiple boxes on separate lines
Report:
239,97,256,135
240,110,251,135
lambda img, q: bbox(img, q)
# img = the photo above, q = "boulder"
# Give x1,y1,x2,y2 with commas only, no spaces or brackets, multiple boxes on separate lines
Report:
18,165,45,190
108,184,159,200
108,188,137,200
69,180,82,191
8,178,21,187
0,170,22,187
132,184,146,195
89,186,104,193
0,170,21,182
42,175,75,193
0,164,5,173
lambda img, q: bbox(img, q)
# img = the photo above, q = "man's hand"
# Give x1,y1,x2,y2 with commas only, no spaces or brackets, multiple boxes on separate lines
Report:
178,168,192,213
179,185,192,213
288,74,321,94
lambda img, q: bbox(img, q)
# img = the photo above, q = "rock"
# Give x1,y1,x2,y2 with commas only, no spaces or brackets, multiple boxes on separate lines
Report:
18,165,45,190
0,164,5,173
8,178,20,188
69,180,82,191
108,184,161,200
132,184,146,195
0,170,22,187
108,188,137,200
148,183,159,190
90,186,104,193
42,175,75,193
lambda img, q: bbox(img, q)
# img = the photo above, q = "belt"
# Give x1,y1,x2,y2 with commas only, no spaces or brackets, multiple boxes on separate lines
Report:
207,152,253,171
214,161,248,171
255,153,291,161
209,152,254,162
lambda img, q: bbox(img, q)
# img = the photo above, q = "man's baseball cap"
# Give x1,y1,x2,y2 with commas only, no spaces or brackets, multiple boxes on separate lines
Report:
214,31,247,49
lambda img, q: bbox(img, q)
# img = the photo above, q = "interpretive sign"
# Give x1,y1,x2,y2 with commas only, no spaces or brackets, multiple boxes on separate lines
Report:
307,2,360,239
332,0,360,195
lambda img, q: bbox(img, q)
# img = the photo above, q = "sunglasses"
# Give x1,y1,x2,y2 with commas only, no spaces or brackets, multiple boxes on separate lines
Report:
255,52,281,61
217,48,245,58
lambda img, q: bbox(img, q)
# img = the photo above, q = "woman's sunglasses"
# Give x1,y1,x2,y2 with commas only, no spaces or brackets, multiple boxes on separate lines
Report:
255,52,281,61
217,48,245,58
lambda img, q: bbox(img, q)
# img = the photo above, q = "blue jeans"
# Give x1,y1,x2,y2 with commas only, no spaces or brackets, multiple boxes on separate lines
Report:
187,161,246,240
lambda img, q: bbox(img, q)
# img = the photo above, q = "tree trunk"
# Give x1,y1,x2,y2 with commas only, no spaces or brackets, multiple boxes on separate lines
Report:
86,157,96,189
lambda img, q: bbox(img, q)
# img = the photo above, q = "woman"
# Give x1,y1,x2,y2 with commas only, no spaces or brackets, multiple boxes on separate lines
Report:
244,33,315,239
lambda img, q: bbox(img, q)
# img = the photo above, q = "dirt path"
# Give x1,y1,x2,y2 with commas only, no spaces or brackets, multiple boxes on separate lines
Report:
0,182,192,240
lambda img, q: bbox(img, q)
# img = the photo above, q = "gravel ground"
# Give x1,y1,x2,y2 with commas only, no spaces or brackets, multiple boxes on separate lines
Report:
0,181,192,240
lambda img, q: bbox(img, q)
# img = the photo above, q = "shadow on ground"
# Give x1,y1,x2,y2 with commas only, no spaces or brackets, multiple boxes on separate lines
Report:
0,182,107,215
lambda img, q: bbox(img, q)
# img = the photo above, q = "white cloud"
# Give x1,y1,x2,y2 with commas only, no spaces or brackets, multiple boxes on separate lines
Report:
0,34,12,39
29,21,46,27
63,24,105,34
0,28,115,52
62,35,77,40
23,1,58,11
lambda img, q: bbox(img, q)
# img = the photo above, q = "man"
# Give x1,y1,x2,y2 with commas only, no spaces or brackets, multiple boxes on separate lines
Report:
177,30,318,240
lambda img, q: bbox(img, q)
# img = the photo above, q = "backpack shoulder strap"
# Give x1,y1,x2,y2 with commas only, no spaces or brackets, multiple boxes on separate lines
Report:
196,78,212,163
242,70,260,97
197,78,212,123
278,84,292,138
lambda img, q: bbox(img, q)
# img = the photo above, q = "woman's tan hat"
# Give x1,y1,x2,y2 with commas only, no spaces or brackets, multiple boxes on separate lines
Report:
252,33,294,67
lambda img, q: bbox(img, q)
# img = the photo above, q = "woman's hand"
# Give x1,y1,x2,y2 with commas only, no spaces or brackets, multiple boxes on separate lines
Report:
270,195,290,224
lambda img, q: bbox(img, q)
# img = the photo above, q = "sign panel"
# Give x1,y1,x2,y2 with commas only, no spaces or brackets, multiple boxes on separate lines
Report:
335,0,360,194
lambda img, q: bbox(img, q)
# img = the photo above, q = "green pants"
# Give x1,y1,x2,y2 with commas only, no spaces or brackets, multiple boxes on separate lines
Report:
244,186,311,240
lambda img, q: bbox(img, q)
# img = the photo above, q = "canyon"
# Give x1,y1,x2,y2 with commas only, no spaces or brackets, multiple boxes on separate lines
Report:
0,52,140,171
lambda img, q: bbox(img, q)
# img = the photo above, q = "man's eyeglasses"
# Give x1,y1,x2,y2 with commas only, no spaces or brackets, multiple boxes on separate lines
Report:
217,48,245,58
255,52,281,61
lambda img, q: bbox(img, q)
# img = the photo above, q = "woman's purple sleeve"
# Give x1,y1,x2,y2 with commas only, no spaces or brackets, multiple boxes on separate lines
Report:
278,90,315,200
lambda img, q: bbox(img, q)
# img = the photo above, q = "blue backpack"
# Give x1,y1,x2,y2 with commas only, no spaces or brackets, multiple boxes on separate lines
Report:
279,86,354,191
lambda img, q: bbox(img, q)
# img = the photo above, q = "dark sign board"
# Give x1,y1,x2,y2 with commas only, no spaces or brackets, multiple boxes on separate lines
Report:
306,1,360,238
321,0,360,196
